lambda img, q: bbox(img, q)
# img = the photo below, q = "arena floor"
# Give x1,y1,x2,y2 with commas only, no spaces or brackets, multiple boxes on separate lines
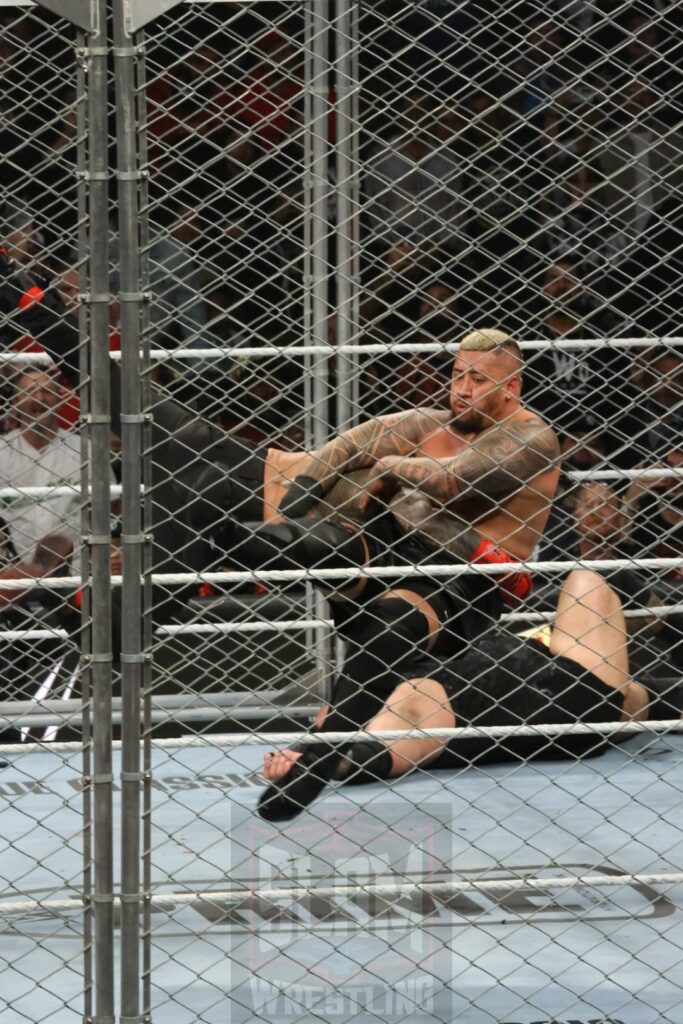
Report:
1,733,682,1024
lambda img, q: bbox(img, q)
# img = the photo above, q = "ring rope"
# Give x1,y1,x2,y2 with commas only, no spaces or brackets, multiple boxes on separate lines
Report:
0,556,679,592
4,337,683,364
2,718,681,757
0,467,678,503
1,869,682,917
0,485,125,499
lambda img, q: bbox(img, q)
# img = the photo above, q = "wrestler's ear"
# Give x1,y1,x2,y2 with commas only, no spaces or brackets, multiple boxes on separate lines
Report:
504,371,522,400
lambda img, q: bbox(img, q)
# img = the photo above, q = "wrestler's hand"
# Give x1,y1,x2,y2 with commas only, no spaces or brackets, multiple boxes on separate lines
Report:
315,464,400,521
278,475,326,519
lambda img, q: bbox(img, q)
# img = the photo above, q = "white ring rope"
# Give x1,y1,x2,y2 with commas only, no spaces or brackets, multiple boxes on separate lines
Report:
155,618,331,637
1,869,682,917
1,718,681,757
0,870,681,917
0,485,124,499
0,556,680,591
0,467,678,503
3,337,683,366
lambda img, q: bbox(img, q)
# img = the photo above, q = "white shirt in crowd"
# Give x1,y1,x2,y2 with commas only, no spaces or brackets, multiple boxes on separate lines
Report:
0,429,81,562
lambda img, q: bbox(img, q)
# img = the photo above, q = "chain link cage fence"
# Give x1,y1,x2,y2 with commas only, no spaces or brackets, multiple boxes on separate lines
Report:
1,0,683,1022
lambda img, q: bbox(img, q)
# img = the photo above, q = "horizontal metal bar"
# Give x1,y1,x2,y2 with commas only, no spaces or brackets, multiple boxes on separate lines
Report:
0,703,319,729
0,690,308,716
1,599,678,644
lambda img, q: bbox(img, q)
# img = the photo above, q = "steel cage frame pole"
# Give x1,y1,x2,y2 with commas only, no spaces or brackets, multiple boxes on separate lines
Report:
75,29,94,1023
303,1,333,696
335,0,361,432
112,1,145,1019
87,1,115,1020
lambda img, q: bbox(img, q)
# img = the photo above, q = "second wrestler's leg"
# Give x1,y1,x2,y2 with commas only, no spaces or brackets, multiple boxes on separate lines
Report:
264,595,434,784
360,678,455,778
260,676,453,819
549,569,648,721
319,591,436,735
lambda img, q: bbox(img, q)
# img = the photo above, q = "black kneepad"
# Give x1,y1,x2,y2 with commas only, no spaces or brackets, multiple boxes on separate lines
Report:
343,739,393,785
344,598,430,689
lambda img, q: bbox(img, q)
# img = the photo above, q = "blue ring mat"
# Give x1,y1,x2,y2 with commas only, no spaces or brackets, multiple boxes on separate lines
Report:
0,732,682,1024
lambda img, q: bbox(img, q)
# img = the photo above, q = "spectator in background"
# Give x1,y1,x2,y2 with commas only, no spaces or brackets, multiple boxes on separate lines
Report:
28,85,80,267
229,29,304,151
539,159,613,271
624,436,683,579
361,279,460,417
600,75,683,227
618,9,683,127
0,367,80,563
364,90,463,267
572,481,635,562
525,256,636,448
206,133,306,344
458,85,539,325
631,347,683,459
392,281,460,411
514,17,572,118
1,207,46,278
146,43,230,183
109,190,223,378
539,418,610,562
595,73,683,334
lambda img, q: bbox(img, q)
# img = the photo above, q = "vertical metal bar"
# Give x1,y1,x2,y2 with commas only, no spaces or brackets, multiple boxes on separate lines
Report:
304,1,332,694
335,0,360,431
76,30,93,1023
311,0,329,448
87,0,115,1019
136,28,154,1023
112,3,143,1020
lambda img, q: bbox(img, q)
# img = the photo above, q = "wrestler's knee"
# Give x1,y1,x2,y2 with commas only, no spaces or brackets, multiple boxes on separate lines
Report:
622,681,649,721
386,678,452,721
561,569,613,604
378,588,440,648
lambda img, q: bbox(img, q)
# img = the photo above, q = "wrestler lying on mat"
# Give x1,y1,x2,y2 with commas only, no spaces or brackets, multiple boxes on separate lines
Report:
258,569,683,822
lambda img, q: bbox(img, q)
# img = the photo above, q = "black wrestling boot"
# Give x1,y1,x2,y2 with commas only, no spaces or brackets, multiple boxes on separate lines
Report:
229,519,367,573
257,738,348,822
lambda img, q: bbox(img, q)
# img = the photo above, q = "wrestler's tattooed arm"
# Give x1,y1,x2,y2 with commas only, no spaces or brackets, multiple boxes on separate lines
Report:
311,467,402,522
378,418,559,505
291,407,444,496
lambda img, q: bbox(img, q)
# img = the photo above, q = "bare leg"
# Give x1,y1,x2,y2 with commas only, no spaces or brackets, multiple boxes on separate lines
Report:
549,569,648,721
363,678,455,777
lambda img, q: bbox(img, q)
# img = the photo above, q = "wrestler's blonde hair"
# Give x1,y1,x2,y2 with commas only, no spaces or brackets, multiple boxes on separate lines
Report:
459,328,523,377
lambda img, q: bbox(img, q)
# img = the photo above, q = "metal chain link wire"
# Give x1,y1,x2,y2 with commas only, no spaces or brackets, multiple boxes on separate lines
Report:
1,1,683,1022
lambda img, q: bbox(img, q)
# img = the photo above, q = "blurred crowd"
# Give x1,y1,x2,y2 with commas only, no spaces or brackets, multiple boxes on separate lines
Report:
1,0,683,679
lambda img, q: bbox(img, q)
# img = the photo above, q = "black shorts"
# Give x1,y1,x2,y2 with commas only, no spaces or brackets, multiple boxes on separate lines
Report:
432,630,625,765
356,512,503,661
